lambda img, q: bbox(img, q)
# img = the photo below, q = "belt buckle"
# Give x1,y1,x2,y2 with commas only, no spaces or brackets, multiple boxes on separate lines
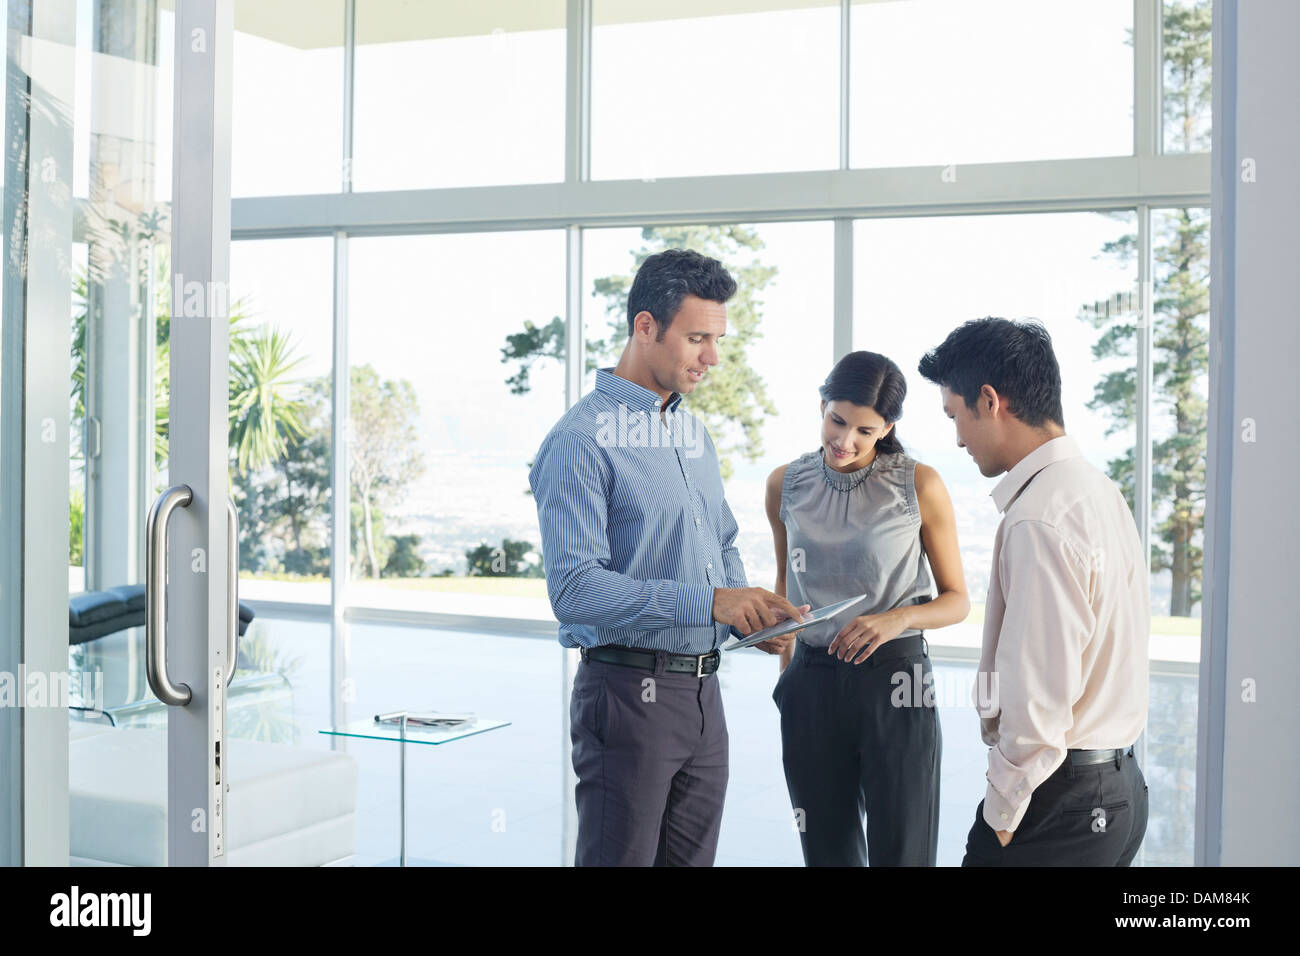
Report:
695,653,707,678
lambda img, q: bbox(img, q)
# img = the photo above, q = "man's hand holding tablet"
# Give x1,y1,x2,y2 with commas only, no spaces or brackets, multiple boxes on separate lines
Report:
712,587,812,656
721,594,871,652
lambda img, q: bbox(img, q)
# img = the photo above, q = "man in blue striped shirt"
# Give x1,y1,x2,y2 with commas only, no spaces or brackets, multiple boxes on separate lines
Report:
529,248,808,866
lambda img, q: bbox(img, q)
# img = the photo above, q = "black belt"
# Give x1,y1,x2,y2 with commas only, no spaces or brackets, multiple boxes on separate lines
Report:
580,644,720,678
1068,746,1135,766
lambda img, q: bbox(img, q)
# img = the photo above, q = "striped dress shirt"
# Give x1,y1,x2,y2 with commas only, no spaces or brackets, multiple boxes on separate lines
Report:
528,367,748,653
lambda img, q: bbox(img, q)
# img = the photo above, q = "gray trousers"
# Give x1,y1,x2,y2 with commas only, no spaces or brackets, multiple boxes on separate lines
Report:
773,634,942,866
570,652,729,866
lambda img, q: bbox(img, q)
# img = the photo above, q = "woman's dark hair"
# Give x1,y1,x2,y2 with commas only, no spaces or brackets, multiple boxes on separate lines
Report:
818,351,907,455
626,248,737,338
916,317,1064,428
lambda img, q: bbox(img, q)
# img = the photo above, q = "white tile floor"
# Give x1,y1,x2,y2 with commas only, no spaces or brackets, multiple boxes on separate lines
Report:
233,616,1196,866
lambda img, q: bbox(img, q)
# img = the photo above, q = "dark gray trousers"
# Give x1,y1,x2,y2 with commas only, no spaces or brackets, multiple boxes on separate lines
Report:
961,747,1148,866
773,634,941,866
570,652,729,866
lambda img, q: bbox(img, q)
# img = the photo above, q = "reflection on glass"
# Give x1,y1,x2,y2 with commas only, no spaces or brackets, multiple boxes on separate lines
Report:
1161,0,1212,154
231,1,345,196
70,0,176,710
60,0,178,868
348,231,566,616
850,0,1132,168
591,1,839,179
353,0,565,190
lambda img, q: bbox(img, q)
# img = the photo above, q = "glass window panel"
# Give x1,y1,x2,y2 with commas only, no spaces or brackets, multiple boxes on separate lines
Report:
1141,206,1209,866
65,2,176,746
853,212,1139,638
229,238,336,603
352,0,566,190
1161,0,1212,153
230,1,345,197
852,210,1211,867
1148,207,1208,635
591,1,840,180
76,1,175,203
348,231,567,615
850,0,1133,168
582,222,835,592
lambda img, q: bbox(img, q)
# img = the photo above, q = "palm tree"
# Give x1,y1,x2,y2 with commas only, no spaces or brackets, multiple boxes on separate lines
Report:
151,296,309,478
227,319,308,476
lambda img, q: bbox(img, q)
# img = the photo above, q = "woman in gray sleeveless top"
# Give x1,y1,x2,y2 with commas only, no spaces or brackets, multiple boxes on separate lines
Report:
766,350,971,866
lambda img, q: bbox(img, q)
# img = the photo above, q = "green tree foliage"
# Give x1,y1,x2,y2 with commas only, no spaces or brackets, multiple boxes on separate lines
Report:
228,321,309,475
277,377,332,575
465,538,544,578
69,484,84,567
1163,0,1212,153
349,364,426,579
384,534,428,577
232,374,333,576
501,224,778,480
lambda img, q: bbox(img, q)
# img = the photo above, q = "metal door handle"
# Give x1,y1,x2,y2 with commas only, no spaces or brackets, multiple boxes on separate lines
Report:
226,497,238,686
146,485,194,706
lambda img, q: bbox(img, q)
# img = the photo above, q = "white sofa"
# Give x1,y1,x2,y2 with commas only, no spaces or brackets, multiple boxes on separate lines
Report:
69,720,358,866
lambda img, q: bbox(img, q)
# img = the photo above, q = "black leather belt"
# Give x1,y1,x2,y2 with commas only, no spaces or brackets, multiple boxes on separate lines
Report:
1068,746,1135,766
580,644,720,678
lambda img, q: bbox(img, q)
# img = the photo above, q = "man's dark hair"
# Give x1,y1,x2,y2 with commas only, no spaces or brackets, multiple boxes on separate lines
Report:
819,351,907,455
917,317,1065,428
626,248,737,339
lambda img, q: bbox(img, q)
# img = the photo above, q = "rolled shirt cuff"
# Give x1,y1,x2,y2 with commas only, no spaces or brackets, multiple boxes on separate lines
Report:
983,779,1031,832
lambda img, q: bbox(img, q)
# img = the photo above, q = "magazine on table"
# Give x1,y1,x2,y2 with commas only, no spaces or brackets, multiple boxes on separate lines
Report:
374,711,477,728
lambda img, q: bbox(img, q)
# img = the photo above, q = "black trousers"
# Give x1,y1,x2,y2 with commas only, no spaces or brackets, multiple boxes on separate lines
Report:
961,747,1149,866
570,653,729,866
773,634,941,866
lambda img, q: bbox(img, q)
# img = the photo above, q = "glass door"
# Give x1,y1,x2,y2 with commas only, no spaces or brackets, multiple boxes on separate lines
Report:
2,0,235,866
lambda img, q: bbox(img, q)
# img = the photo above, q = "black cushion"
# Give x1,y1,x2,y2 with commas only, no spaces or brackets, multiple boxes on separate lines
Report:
69,584,256,646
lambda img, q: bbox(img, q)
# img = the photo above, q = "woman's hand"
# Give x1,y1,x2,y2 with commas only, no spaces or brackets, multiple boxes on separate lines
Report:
827,609,910,664
752,633,795,656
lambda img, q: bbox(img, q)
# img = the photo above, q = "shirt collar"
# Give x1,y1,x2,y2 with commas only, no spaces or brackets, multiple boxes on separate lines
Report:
991,434,1082,513
594,367,683,414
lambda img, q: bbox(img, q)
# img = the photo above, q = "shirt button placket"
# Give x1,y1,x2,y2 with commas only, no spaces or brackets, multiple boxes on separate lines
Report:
679,447,708,582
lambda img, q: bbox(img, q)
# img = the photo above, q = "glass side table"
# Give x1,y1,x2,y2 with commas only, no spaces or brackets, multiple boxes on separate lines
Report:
321,714,511,866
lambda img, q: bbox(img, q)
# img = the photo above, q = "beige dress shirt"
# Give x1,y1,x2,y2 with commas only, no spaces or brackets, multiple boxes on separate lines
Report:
977,434,1150,833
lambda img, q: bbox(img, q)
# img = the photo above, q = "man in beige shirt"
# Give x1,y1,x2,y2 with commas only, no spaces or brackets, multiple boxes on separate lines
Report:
919,317,1150,866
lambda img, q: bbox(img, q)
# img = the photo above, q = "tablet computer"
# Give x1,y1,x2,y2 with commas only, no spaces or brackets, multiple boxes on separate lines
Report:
720,594,869,650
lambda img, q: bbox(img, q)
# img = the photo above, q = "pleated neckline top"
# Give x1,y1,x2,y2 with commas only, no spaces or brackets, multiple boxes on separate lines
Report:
779,448,936,648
